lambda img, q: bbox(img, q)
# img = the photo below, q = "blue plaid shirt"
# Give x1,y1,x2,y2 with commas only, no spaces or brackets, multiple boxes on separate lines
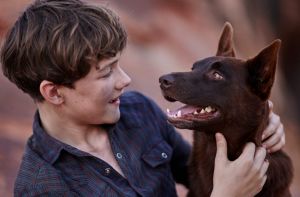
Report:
14,91,191,196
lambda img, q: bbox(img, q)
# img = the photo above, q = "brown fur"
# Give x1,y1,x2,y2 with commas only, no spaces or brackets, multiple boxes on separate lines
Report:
159,22,293,197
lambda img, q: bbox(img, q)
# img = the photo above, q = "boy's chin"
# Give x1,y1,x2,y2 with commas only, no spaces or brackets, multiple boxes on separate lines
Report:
95,108,121,125
111,114,121,124
107,110,121,124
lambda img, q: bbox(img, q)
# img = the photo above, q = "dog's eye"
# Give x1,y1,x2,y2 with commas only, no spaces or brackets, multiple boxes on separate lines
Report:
212,72,224,80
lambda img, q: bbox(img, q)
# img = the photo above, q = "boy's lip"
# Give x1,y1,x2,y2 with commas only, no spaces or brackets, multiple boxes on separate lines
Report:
109,94,122,104
110,98,120,105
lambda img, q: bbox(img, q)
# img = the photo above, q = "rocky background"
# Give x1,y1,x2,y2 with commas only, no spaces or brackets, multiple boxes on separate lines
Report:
1,0,300,196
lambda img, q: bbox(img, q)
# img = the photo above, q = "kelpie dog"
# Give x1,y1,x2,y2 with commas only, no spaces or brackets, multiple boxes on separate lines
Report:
159,23,293,197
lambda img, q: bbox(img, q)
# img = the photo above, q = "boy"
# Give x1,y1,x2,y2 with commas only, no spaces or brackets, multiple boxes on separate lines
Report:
1,0,285,196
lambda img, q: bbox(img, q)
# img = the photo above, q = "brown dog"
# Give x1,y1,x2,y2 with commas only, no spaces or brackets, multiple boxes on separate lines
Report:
159,22,293,197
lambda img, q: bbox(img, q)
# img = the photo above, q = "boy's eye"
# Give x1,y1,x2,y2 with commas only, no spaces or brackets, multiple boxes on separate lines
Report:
99,66,113,78
103,67,113,77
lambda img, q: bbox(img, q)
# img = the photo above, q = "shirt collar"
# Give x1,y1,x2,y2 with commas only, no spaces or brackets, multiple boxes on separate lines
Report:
31,111,117,164
31,111,67,164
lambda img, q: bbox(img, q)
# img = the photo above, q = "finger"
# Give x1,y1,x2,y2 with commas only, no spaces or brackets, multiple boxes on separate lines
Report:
250,170,268,196
267,135,285,153
252,161,268,195
239,142,256,161
253,147,267,170
268,100,273,110
257,175,268,194
215,133,228,165
260,160,269,177
262,112,280,140
257,161,269,192
261,175,268,188
262,124,283,149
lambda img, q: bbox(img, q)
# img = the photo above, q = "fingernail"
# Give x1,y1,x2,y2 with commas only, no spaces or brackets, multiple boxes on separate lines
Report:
262,134,265,140
262,144,267,148
215,133,223,142
215,133,220,140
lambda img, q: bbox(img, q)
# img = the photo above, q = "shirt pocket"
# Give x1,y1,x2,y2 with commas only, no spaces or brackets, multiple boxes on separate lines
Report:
142,140,173,168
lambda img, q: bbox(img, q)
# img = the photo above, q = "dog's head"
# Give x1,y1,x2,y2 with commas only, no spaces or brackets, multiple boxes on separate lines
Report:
159,22,281,133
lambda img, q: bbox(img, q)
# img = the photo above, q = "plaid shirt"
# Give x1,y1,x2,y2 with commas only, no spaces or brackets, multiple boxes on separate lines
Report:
14,91,191,196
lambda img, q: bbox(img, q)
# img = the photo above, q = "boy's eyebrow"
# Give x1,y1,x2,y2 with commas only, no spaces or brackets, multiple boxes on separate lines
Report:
96,59,119,71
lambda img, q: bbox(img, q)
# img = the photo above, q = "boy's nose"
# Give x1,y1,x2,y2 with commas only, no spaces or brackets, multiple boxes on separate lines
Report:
159,74,175,90
116,68,131,90
122,73,131,88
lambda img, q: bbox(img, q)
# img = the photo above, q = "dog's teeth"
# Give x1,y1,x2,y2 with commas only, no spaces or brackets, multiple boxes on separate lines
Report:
194,111,198,115
205,106,212,113
167,108,170,114
177,110,182,117
200,109,205,114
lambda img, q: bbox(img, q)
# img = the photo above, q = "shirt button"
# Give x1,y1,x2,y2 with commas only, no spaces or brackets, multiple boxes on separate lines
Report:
161,152,168,159
105,167,111,175
116,153,123,159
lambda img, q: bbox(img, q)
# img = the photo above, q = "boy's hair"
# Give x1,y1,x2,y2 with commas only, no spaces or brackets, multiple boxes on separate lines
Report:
1,0,127,101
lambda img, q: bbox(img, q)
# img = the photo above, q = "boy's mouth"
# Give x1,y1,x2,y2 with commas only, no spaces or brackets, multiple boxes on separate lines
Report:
109,96,120,104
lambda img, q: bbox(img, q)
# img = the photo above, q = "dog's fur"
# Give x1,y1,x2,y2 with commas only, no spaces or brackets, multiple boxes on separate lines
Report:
159,23,293,197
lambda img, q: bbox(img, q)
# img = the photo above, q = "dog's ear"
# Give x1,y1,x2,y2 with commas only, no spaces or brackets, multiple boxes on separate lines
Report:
216,22,236,57
247,39,281,100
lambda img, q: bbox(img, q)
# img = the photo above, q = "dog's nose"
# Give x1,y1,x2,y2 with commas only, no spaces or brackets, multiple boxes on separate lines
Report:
159,75,175,89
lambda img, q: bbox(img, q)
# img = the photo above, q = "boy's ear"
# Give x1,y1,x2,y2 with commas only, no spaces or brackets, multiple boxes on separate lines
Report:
247,39,281,101
40,80,64,105
216,22,236,57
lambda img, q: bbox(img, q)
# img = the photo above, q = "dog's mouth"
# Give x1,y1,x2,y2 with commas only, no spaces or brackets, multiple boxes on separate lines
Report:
166,103,221,123
161,91,221,128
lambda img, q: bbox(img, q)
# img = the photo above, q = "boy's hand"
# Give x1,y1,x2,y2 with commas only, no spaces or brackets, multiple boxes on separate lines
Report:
262,101,285,153
211,133,269,197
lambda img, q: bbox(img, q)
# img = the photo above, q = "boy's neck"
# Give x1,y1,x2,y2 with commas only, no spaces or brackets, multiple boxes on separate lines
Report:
37,104,126,177
37,103,109,153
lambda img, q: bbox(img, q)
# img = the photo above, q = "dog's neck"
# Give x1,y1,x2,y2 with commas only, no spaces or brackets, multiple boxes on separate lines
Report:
190,102,269,196
194,102,269,161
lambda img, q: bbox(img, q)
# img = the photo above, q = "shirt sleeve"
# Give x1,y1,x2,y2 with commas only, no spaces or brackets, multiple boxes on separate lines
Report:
14,148,73,197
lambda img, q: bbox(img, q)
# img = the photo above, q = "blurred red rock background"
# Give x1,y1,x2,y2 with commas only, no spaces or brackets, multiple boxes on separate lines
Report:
1,0,300,196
